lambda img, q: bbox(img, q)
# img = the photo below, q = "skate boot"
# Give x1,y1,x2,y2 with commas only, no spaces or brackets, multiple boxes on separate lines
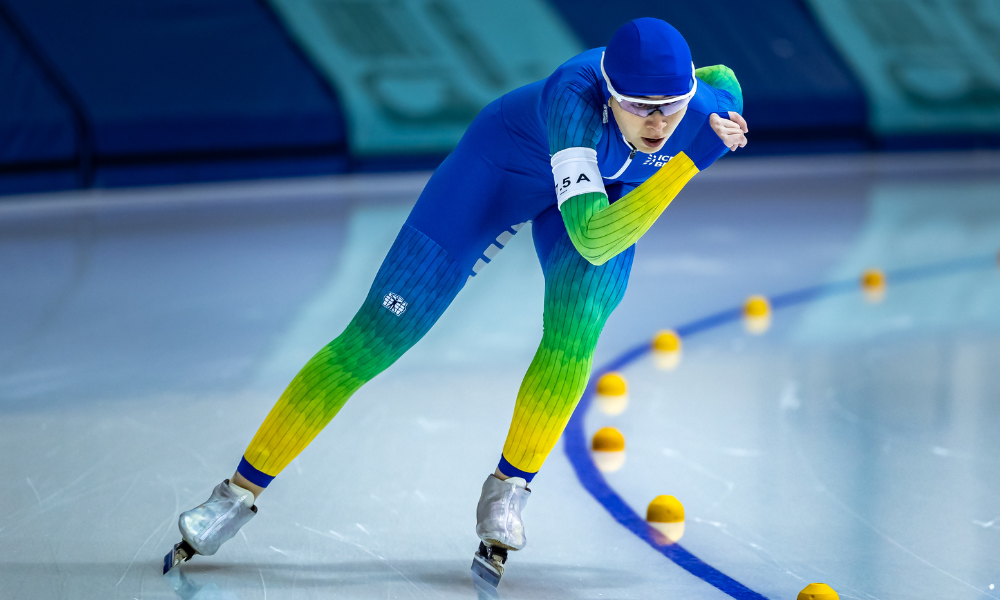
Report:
471,474,530,587
163,479,257,574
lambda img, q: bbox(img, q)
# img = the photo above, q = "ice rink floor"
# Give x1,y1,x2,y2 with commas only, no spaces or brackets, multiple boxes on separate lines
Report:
1,152,999,600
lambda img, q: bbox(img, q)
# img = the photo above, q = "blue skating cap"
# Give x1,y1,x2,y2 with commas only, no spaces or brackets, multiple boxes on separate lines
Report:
604,18,693,97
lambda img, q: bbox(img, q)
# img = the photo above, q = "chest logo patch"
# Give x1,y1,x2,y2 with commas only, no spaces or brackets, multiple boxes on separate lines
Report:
642,153,674,168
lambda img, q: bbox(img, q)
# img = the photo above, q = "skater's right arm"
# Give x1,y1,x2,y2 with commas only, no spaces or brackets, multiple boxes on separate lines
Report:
547,86,699,266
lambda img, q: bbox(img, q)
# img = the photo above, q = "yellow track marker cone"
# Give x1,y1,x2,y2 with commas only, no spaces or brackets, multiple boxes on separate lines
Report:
861,268,886,303
652,330,682,370
595,372,628,415
591,427,626,472
797,583,839,600
646,495,685,544
743,295,771,334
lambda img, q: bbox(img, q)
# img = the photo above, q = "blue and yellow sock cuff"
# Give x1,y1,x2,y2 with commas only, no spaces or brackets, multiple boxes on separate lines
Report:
497,455,538,483
237,456,276,488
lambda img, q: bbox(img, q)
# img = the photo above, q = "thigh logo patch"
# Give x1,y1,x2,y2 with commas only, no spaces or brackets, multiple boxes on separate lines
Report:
382,292,408,316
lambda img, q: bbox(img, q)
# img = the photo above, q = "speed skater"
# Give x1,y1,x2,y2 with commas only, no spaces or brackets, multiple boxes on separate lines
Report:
164,17,748,586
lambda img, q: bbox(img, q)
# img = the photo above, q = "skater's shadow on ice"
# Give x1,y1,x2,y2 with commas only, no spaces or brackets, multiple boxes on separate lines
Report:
168,559,634,599
168,570,243,600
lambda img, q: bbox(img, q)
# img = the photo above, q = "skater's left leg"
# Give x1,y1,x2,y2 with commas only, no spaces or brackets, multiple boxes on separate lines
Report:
475,208,632,557
499,208,633,480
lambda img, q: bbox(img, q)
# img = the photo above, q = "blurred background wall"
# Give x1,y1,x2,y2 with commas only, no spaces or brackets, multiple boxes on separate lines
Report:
2,0,999,196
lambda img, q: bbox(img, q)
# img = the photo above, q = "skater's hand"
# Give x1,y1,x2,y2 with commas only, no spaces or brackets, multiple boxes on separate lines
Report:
710,111,748,151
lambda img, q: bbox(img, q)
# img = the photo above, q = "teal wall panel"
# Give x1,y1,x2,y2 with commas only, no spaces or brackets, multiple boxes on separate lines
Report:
807,0,1000,135
266,0,583,156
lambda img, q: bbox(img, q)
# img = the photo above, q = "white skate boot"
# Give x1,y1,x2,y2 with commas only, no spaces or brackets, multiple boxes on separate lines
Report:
163,479,257,574
471,474,530,587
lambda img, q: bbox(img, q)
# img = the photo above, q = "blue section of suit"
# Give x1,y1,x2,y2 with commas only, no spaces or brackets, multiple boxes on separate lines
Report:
406,47,734,276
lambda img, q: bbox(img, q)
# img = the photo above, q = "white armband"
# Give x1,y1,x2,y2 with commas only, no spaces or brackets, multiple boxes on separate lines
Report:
551,147,606,209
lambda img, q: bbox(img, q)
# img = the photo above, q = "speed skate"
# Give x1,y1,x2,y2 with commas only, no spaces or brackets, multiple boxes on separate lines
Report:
162,480,257,574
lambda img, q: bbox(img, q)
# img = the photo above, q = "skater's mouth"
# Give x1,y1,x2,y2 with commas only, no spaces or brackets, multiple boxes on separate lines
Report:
642,137,664,148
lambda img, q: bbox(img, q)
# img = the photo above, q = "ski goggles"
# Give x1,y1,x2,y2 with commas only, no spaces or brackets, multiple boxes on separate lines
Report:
601,53,697,118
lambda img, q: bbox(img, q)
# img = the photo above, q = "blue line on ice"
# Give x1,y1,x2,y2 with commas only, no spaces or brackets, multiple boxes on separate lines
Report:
564,253,995,600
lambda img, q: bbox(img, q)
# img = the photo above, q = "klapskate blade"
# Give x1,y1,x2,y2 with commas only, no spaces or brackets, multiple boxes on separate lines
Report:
471,554,501,588
163,546,178,574
163,542,191,575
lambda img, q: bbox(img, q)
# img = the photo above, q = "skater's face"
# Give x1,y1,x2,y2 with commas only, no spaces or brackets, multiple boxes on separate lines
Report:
610,96,687,154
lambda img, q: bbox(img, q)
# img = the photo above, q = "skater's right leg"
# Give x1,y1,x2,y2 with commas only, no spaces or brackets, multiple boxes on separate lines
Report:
166,225,466,571
236,100,534,493
168,98,538,571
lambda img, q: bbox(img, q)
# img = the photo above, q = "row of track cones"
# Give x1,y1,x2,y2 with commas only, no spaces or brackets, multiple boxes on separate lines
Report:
591,371,688,547
585,266,899,598
590,375,842,598
745,268,889,335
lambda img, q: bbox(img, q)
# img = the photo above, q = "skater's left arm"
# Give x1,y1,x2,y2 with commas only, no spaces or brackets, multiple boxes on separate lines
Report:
556,65,746,266
557,156,700,266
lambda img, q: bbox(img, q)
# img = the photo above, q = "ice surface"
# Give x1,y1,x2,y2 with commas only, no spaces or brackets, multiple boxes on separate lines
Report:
1,154,999,599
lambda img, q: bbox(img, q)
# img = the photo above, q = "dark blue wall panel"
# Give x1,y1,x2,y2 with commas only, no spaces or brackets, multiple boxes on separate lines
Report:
0,6,81,195
0,170,79,196
0,11,75,165
1,0,347,181
546,0,870,150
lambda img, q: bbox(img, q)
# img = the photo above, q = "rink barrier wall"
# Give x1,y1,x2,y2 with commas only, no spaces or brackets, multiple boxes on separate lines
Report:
563,253,997,600
0,0,90,190
0,0,348,196
4,1,1000,196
